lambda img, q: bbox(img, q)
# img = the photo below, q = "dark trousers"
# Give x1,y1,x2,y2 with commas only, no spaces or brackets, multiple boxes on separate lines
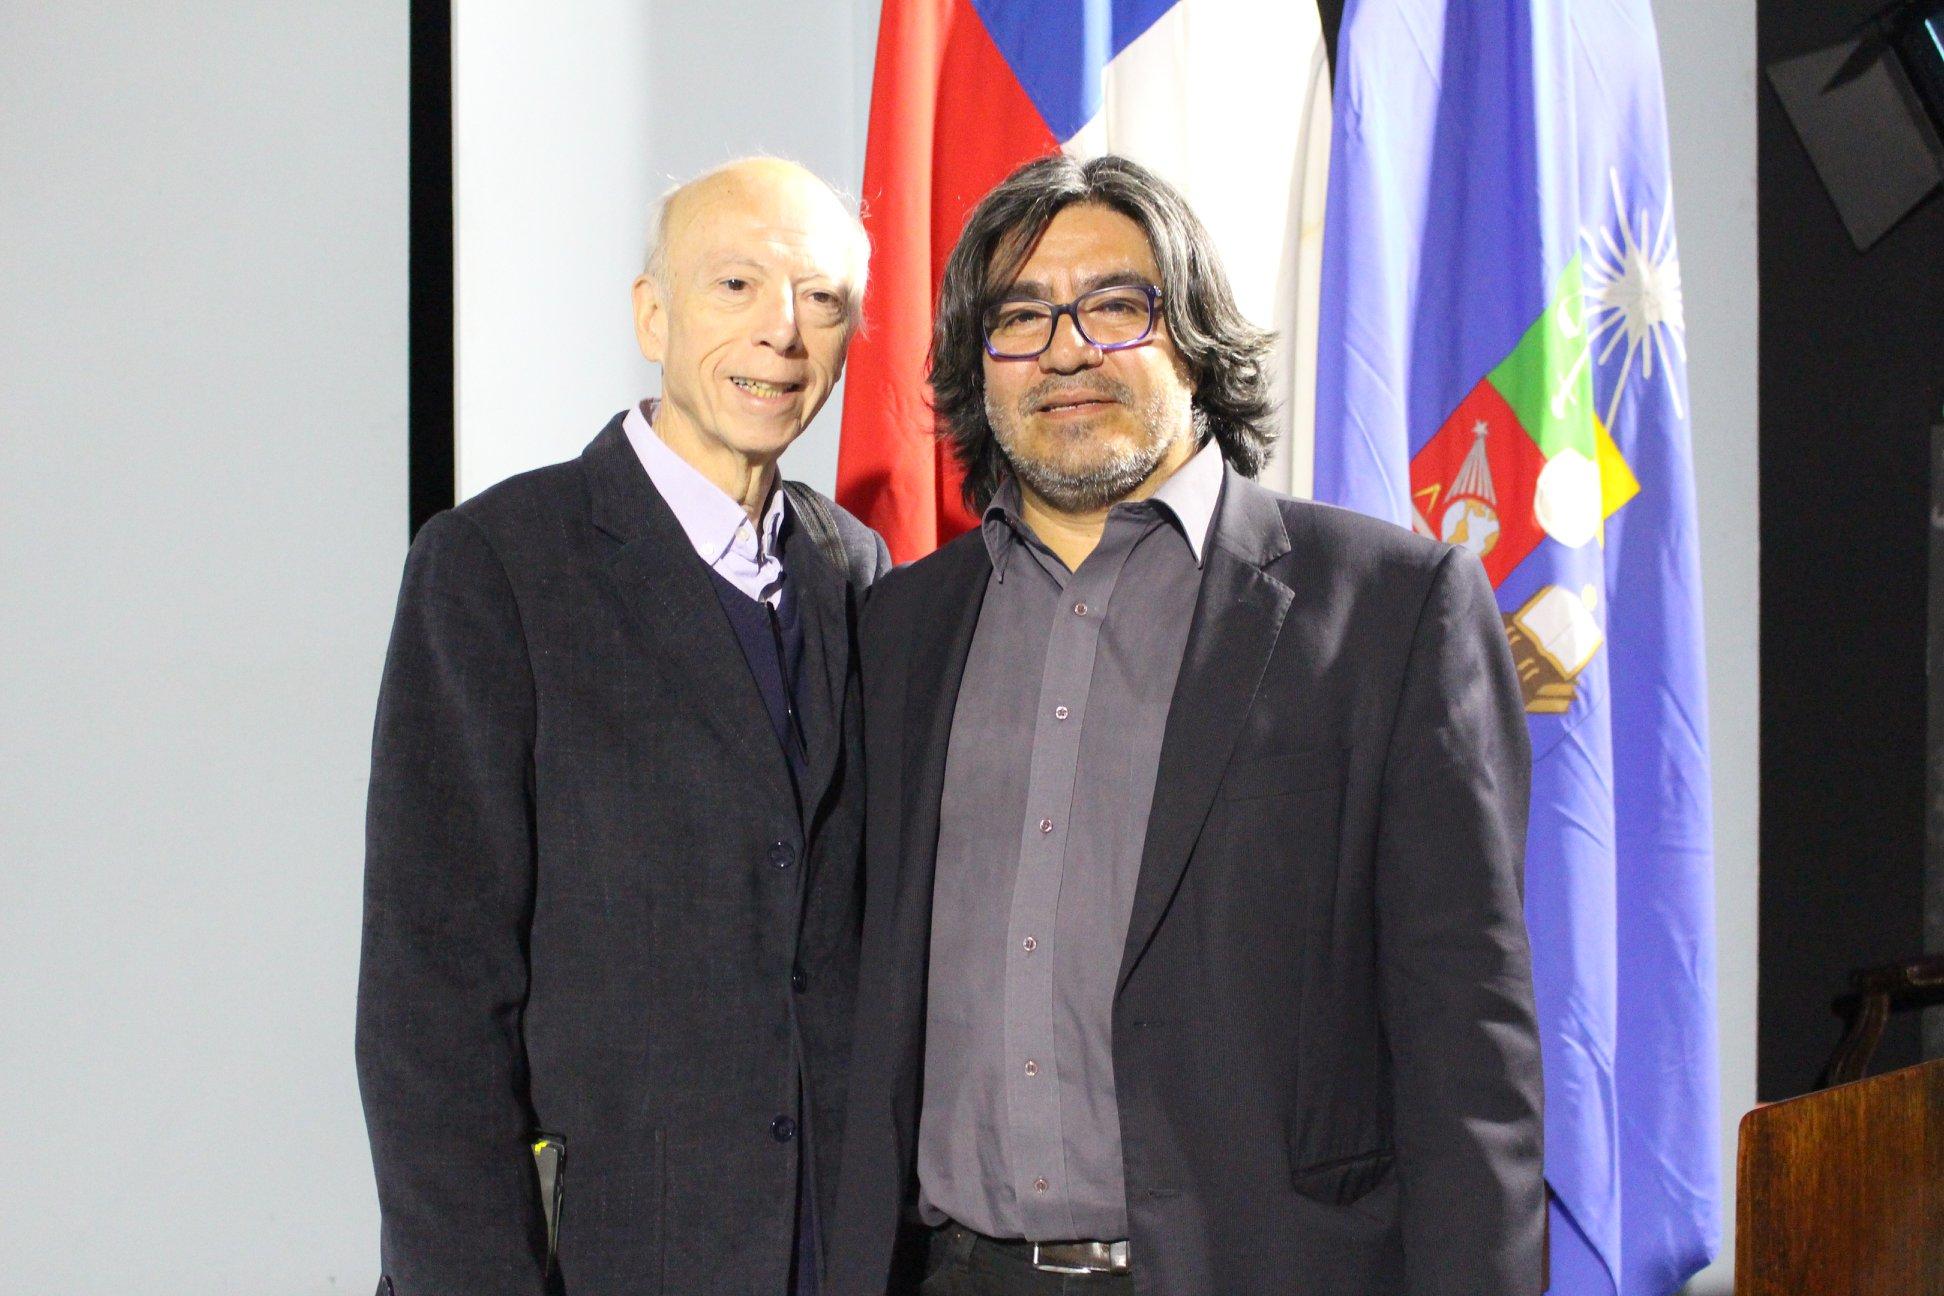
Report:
917,1224,1136,1296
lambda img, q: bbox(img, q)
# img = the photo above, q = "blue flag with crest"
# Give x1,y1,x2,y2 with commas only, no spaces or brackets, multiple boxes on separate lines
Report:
1313,1,1720,1292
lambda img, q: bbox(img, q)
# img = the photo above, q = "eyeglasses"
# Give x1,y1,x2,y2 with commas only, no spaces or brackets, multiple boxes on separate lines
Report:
981,284,1164,360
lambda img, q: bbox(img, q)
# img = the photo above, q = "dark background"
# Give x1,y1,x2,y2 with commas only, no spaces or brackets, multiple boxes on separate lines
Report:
409,0,452,539
1758,0,1944,1097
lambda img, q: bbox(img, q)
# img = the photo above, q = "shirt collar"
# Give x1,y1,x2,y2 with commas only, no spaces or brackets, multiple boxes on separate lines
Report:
1142,434,1224,566
623,400,785,568
978,480,1036,583
980,434,1226,579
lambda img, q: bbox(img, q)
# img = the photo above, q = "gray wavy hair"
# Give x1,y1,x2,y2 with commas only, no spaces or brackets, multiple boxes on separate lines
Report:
929,153,1277,511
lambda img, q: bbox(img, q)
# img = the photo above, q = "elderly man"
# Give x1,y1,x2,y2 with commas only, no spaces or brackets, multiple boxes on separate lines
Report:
358,157,889,1296
827,154,1545,1296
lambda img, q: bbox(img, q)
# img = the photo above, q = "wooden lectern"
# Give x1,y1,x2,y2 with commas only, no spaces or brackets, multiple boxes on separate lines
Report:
1736,1059,1944,1295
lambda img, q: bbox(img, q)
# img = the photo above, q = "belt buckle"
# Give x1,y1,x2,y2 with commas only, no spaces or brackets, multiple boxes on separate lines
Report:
1031,1240,1131,1276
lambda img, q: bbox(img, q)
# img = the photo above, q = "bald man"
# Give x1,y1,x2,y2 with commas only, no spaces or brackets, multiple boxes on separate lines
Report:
357,158,890,1296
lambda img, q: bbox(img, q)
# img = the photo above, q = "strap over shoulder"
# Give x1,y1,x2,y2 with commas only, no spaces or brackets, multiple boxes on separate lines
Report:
781,480,868,592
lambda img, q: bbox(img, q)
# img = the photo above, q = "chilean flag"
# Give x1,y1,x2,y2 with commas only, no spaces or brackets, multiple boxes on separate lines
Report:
837,0,1333,563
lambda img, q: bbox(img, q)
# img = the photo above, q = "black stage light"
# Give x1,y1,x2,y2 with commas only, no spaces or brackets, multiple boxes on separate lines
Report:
1768,0,1944,251
1892,0,1944,136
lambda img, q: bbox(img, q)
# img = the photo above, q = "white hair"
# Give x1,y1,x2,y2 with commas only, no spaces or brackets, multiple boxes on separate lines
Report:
639,156,871,314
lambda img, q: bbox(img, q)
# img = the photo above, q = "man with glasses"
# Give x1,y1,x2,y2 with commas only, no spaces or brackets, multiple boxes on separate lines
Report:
826,154,1545,1296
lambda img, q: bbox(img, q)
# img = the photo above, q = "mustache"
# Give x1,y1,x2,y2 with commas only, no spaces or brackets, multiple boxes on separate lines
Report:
1017,375,1135,414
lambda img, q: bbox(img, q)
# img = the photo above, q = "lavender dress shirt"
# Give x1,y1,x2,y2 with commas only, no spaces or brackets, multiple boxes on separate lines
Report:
622,400,787,604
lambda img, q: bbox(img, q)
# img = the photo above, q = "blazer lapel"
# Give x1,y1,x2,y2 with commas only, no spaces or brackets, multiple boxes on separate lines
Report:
782,513,847,821
1118,471,1294,993
581,416,795,810
895,535,993,934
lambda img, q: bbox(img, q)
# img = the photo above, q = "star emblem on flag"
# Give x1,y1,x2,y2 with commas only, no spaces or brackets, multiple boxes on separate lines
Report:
1582,167,1688,430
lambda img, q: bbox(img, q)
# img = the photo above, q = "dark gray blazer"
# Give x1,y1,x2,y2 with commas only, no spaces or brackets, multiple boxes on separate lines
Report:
827,470,1545,1296
357,414,890,1296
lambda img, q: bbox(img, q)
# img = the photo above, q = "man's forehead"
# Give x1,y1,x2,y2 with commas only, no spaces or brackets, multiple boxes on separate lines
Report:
668,181,859,280
692,226,851,273
994,203,1160,291
1004,268,1156,300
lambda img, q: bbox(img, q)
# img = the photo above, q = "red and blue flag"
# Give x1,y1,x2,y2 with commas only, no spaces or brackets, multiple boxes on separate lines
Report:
838,0,1330,561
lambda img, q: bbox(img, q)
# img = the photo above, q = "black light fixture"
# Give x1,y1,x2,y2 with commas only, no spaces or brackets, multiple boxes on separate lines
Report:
1893,1,1944,133
1768,0,1944,250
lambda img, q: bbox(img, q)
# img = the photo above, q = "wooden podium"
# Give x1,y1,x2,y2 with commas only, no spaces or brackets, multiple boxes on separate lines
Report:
1737,1059,1944,1295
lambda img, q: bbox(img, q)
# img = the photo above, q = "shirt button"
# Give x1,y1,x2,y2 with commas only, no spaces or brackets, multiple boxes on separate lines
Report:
1025,1060,1039,1076
771,1115,797,1142
1022,936,1037,952
1034,1177,1049,1193
1073,602,1088,617
791,968,808,993
1054,705,1070,720
768,841,796,869
1039,818,1055,834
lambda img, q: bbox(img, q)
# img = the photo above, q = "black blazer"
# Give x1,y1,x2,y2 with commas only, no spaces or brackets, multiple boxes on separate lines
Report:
357,415,890,1296
827,470,1545,1296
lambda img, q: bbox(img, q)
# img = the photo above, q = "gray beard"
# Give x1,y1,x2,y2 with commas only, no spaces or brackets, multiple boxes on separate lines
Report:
1000,429,1167,512
988,384,1189,514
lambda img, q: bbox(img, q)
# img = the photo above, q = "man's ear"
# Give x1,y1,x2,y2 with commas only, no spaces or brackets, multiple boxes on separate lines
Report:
632,274,668,363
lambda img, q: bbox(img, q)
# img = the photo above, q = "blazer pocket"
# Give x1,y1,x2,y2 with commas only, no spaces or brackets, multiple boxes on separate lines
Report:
1288,1145,1395,1207
1221,747,1344,802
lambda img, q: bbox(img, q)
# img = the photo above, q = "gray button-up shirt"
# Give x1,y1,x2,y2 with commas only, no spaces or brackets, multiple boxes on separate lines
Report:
918,438,1224,1242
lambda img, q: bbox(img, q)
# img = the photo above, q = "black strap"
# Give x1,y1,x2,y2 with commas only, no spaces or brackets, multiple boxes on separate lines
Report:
781,480,861,591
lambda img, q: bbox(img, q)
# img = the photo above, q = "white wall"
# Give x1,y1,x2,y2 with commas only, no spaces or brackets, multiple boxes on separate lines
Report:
0,4,405,1292
452,0,655,498
1653,0,1760,1291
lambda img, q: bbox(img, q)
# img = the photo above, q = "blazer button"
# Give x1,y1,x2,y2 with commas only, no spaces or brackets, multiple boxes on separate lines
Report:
771,1115,798,1142
791,969,808,993
768,841,797,869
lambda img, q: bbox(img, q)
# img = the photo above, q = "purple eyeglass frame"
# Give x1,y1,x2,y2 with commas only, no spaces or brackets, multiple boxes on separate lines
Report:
982,283,1165,360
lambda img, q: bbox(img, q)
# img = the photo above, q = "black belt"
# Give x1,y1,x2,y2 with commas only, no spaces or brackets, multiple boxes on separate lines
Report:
942,1222,1133,1276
